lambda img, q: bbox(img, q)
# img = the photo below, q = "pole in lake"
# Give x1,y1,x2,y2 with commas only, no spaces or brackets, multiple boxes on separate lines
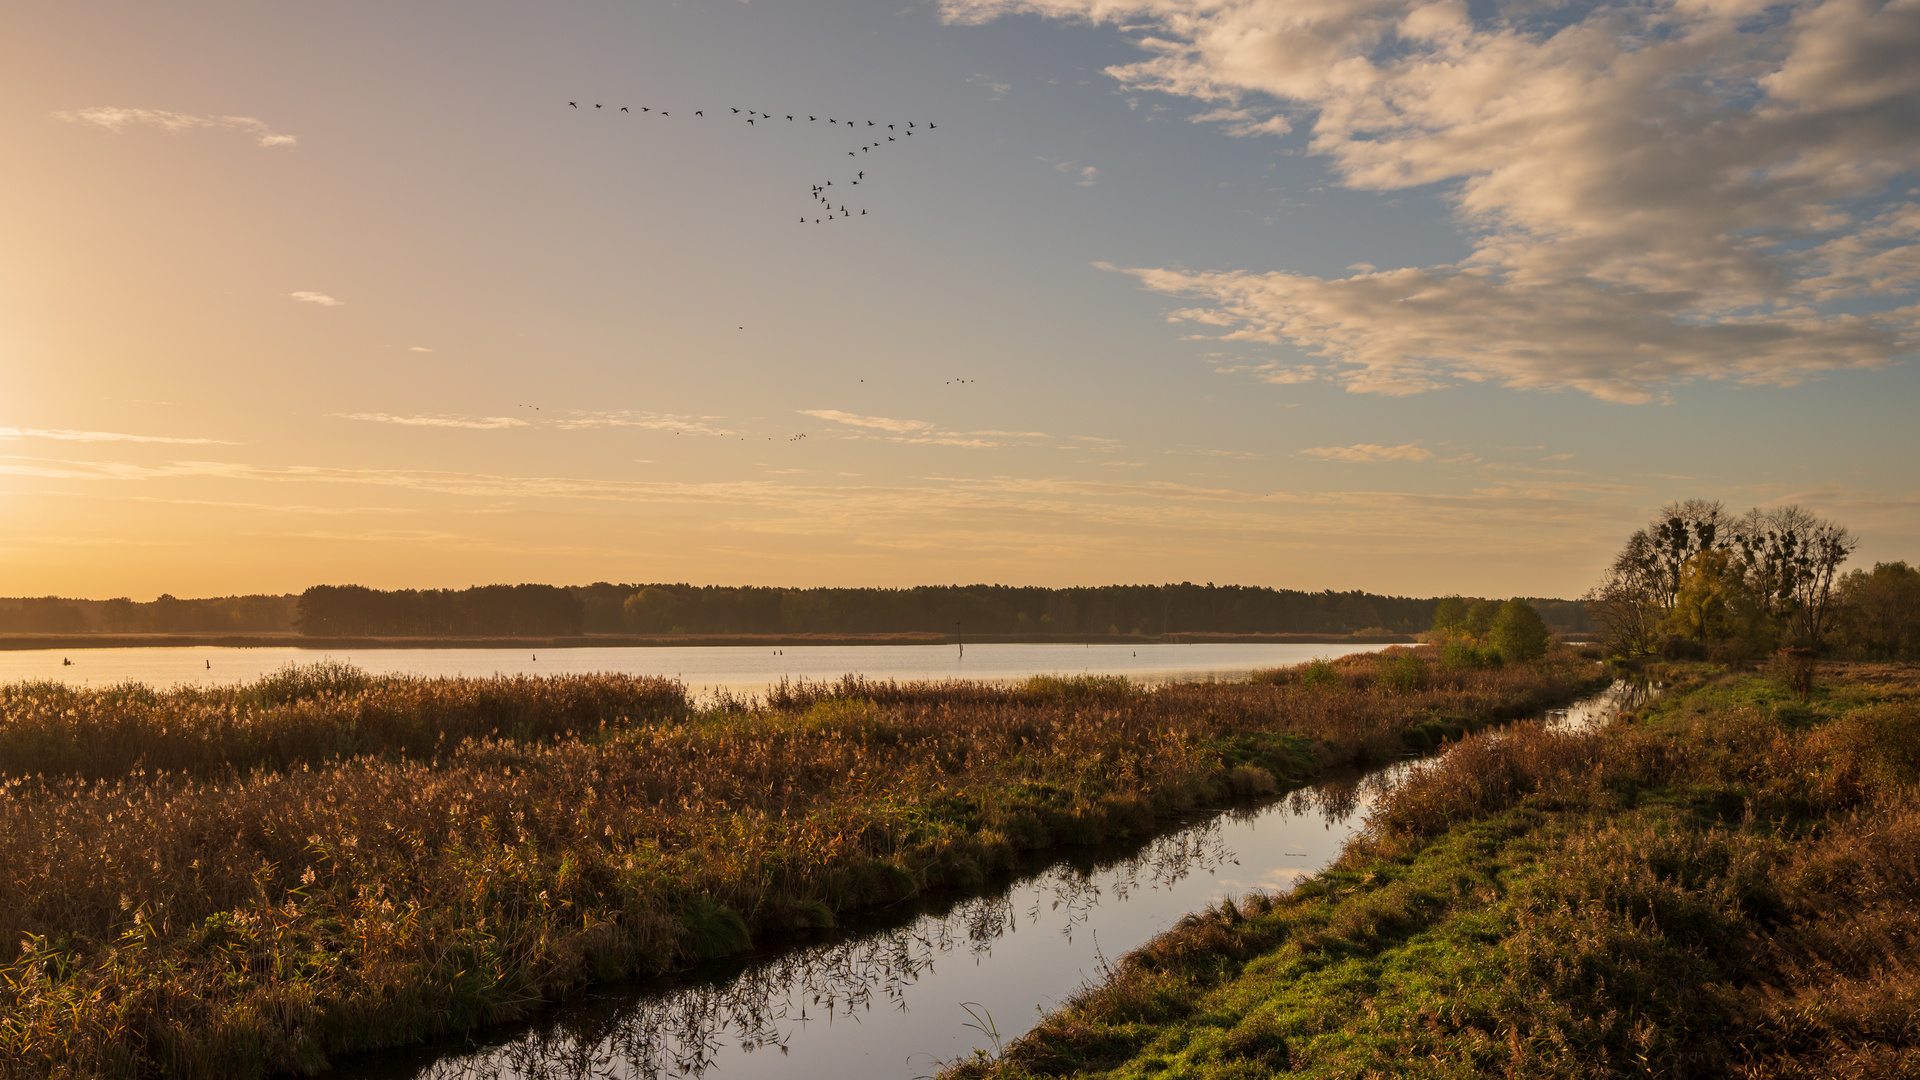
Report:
956,620,963,660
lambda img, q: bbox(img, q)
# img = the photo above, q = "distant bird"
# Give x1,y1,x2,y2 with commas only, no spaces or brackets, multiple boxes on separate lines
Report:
849,151,855,156
858,172,864,179
810,115,816,120
800,217,806,223
642,107,650,112
595,104,602,108
868,120,874,126
908,122,915,128
570,102,578,107
888,136,894,141
748,118,755,125
861,209,866,215
888,124,894,129
787,115,794,120
696,110,704,116
662,111,668,115
929,123,936,129
63,657,72,666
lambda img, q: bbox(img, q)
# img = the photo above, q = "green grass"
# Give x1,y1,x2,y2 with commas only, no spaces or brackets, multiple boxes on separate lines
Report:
949,661,1920,1079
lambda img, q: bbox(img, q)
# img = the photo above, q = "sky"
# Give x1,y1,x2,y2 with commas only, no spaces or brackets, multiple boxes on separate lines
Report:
2,0,1916,601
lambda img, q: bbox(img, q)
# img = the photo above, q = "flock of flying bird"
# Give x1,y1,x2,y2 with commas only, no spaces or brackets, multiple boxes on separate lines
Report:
568,100,938,223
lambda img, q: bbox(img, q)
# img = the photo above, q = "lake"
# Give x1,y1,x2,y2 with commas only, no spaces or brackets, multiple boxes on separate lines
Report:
0,641,1390,699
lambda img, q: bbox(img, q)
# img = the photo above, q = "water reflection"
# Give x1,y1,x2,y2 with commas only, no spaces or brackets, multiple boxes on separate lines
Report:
395,825,1243,1080
368,682,1642,1080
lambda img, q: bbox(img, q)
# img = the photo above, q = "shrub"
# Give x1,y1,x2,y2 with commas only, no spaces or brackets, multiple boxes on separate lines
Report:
1491,599,1551,662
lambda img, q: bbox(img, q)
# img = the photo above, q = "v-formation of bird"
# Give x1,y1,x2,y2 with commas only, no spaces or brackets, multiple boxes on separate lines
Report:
568,100,937,223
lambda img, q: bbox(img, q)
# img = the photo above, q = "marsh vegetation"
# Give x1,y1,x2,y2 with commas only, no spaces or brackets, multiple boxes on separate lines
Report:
0,650,1600,1078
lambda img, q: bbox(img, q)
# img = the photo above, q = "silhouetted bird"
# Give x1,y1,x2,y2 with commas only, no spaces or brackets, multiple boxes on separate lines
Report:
787,115,794,120
868,120,874,125
621,106,628,112
858,171,864,178
748,118,755,124
848,151,855,156
888,136,894,141
861,209,867,214
908,122,915,127
570,102,578,107
595,104,602,108
810,115,816,120
732,108,740,113
642,107,650,112
929,123,936,129
696,110,704,116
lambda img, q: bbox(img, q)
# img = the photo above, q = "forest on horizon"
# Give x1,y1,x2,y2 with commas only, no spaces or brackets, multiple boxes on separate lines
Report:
0,583,1593,638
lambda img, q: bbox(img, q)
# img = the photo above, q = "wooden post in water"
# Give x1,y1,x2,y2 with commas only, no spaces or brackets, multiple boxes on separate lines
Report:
956,620,963,660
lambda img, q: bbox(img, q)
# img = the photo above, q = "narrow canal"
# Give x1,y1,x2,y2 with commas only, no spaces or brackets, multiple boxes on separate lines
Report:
354,681,1646,1080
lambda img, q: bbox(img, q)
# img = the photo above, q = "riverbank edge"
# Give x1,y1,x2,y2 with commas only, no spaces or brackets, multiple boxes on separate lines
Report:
942,661,1920,1079
0,631,1417,652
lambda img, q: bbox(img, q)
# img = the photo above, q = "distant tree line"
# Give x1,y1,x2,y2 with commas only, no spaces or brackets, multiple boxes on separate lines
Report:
1584,499,1920,660
0,594,296,633
4,583,1596,640
570,582,1587,638
295,585,585,636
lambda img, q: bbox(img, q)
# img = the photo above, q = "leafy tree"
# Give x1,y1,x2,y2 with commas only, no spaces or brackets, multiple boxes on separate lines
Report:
1836,562,1920,658
1491,599,1550,661
1465,600,1503,639
1431,596,1468,633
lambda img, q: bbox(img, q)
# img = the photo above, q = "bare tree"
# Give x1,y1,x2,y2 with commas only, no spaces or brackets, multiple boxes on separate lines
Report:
1732,506,1857,648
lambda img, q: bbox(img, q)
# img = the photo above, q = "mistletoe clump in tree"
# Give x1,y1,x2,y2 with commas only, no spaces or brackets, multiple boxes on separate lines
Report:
1586,500,1857,660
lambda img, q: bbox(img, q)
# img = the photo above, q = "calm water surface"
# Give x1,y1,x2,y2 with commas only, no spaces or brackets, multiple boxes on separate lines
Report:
343,680,1646,1080
0,642,1389,699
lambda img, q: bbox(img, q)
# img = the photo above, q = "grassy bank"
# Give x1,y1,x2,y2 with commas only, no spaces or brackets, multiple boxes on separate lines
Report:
0,649,1601,1078
949,661,1920,1079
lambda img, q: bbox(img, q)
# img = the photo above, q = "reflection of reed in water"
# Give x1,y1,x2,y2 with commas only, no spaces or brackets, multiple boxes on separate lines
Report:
411,823,1236,1080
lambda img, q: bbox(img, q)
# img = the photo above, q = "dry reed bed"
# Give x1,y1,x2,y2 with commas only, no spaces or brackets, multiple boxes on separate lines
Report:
0,650,1601,1079
953,663,1920,1080
0,664,689,780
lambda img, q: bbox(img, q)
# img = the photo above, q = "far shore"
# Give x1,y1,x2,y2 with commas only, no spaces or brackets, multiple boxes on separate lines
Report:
0,631,1417,652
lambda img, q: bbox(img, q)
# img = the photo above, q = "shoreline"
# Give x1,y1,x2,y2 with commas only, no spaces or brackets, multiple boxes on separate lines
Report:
0,631,1417,651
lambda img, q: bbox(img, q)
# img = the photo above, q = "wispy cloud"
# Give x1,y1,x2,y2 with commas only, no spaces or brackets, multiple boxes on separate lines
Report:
553,411,737,436
54,106,296,148
338,413,527,430
800,410,935,434
0,427,232,445
289,291,341,307
1299,444,1434,463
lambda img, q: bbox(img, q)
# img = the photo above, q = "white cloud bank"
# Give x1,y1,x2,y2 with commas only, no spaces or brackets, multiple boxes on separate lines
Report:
55,107,296,148
946,0,1920,401
289,292,341,307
